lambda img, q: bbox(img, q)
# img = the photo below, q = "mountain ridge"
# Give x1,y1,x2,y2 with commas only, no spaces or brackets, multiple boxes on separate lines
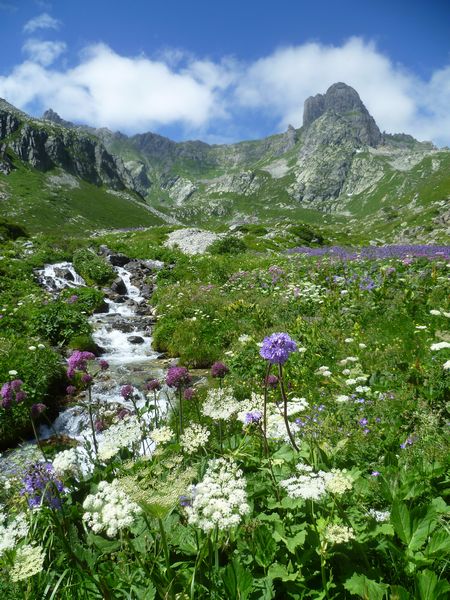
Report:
0,83,449,243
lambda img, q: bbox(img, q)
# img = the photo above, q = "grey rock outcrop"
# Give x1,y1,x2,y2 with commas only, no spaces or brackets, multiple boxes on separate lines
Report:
303,82,381,147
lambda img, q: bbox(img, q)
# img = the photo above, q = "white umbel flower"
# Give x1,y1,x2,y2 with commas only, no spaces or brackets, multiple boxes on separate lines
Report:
368,508,391,522
323,469,353,495
82,480,141,538
323,524,355,545
52,447,90,479
0,512,29,557
185,458,249,532
430,341,450,351
202,387,239,421
10,544,45,581
97,416,142,461
180,423,210,454
150,426,174,445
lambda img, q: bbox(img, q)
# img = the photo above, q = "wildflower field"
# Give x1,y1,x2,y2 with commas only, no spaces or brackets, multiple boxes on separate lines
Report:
0,228,449,599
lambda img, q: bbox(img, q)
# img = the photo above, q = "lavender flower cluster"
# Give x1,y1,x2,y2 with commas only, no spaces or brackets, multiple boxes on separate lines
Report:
287,245,450,260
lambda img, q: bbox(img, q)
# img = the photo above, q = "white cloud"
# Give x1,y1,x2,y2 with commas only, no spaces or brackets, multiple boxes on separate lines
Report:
1,36,450,145
23,12,60,33
22,39,66,66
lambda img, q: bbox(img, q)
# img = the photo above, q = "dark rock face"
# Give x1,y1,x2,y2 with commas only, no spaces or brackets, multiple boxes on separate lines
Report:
302,82,381,147
110,277,127,295
107,253,131,267
127,335,145,344
0,104,144,195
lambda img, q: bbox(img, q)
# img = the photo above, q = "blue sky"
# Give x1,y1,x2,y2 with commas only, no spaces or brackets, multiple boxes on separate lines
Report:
1,0,450,144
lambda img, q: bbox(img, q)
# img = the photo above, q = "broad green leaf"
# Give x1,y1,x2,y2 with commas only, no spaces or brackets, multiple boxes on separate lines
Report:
222,559,253,600
344,573,389,600
416,569,450,600
284,530,307,554
267,563,298,582
391,501,411,545
424,529,450,557
389,585,411,600
253,525,277,568
86,532,121,554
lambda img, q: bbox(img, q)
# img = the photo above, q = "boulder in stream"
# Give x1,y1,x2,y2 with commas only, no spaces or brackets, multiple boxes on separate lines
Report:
128,335,145,344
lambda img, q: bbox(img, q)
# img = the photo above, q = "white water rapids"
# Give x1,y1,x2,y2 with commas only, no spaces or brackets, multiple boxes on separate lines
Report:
0,260,168,471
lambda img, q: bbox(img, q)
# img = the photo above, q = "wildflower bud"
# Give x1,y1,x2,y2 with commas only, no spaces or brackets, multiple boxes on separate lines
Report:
66,385,77,396
15,391,27,403
99,359,109,371
31,403,47,418
120,384,134,399
145,379,161,392
81,373,93,385
183,387,196,401
211,361,229,378
264,374,279,388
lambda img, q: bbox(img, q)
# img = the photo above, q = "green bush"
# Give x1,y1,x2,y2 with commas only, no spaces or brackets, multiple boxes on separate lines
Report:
207,236,248,255
72,248,115,285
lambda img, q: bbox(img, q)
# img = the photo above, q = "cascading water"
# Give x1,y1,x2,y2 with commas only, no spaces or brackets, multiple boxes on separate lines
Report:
1,259,169,465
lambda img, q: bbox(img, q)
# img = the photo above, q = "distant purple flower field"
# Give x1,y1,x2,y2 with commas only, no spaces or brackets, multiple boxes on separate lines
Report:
286,245,450,260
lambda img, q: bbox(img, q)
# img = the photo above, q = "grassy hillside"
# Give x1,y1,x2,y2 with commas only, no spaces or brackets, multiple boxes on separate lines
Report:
0,162,164,235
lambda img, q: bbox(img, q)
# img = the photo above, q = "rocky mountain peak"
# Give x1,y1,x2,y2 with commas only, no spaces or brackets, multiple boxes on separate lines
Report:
302,82,381,147
42,108,75,129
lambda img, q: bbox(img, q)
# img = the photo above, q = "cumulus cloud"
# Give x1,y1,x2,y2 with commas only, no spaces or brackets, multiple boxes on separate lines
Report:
22,39,66,66
23,12,61,33
1,35,450,145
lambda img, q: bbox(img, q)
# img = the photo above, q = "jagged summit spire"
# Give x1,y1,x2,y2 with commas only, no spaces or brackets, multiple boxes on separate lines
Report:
302,82,381,147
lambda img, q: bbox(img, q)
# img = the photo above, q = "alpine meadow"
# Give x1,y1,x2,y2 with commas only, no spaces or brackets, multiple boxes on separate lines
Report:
0,2,449,599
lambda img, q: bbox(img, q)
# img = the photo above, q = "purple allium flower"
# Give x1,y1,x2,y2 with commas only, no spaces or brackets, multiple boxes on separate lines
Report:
10,379,24,391
67,350,95,379
21,462,64,509
31,403,47,418
264,374,279,388
1,382,13,406
117,407,132,420
245,410,262,424
95,419,106,432
121,384,134,399
99,359,109,371
166,366,191,389
260,332,297,364
183,387,196,401
66,385,77,396
211,361,229,378
81,373,93,385
146,379,161,392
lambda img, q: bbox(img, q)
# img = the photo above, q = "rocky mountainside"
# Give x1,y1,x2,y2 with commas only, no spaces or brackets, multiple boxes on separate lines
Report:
0,83,449,242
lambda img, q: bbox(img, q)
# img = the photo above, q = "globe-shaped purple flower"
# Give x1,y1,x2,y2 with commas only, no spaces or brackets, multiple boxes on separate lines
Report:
211,362,229,379
166,366,191,390
260,332,297,365
121,384,134,399
146,379,161,392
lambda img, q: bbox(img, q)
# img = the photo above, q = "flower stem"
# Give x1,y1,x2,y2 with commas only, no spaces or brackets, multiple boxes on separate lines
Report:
278,364,299,451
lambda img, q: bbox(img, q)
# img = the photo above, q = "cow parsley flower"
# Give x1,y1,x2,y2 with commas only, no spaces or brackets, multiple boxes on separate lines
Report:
82,480,141,538
368,508,391,522
180,423,210,454
430,341,450,351
323,524,355,545
185,458,249,532
97,415,142,461
202,387,239,421
280,463,328,500
0,512,28,557
9,544,45,582
150,426,174,445
52,447,90,479
323,469,353,495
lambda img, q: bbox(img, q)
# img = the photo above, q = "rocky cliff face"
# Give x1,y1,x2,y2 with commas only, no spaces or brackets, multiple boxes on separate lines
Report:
0,100,144,195
303,82,381,147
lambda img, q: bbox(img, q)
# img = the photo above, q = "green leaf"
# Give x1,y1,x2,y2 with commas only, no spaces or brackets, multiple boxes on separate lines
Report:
86,532,121,554
267,563,298,582
391,501,411,545
253,525,277,568
389,585,411,600
344,573,389,600
221,559,253,600
424,529,450,557
416,569,450,600
284,530,307,554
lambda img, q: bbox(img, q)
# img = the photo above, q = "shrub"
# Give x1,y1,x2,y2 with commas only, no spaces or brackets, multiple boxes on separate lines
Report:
207,236,247,255
72,248,115,285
